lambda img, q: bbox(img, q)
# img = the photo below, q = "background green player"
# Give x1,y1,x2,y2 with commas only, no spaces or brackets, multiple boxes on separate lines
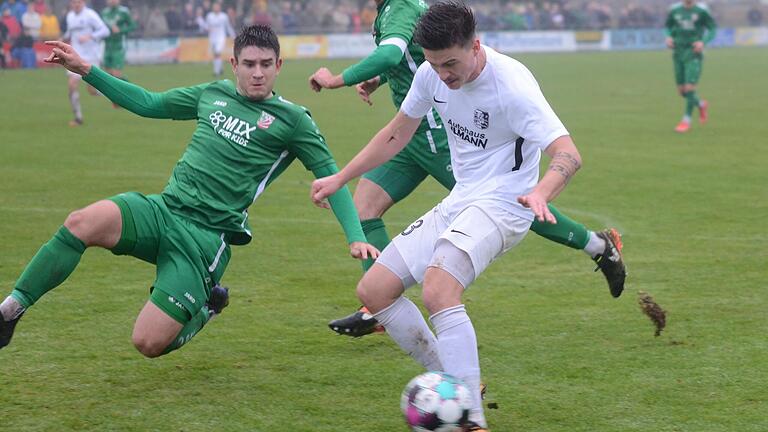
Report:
308,0,626,337
0,26,378,356
101,0,136,80
665,0,716,133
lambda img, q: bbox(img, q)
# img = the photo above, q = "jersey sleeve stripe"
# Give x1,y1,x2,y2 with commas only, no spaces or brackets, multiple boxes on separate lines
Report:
379,37,408,55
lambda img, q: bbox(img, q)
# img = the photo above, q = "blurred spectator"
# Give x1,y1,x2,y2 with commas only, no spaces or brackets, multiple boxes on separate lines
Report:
143,5,167,36
1,6,20,38
20,5,39,38
180,2,198,33
1,0,27,23
278,1,297,34
501,3,527,31
747,5,763,26
0,19,8,68
39,4,59,39
249,0,271,26
359,0,375,29
11,28,34,67
165,3,182,33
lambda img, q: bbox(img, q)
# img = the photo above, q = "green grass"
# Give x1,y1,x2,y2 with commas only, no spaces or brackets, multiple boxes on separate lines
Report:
1,47,766,431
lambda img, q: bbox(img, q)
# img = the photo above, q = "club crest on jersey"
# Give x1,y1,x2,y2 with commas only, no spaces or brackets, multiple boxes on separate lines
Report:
473,109,489,130
258,111,275,129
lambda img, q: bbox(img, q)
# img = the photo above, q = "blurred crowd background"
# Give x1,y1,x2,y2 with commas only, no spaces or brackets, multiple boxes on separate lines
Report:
1,0,766,67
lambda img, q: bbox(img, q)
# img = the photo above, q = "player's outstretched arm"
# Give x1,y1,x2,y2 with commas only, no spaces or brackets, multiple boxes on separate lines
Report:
311,111,421,206
518,135,581,223
45,41,200,120
309,44,402,92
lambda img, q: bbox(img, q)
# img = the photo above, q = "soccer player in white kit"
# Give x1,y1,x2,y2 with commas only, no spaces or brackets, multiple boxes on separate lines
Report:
197,1,235,77
311,3,582,430
61,0,110,126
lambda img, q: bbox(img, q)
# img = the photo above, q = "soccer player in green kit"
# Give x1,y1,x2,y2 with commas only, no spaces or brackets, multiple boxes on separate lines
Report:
665,0,716,133
0,26,378,357
101,0,136,81
309,0,626,337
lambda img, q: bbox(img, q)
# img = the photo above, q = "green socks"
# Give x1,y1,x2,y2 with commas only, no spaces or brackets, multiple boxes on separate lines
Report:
161,306,212,355
360,218,391,272
685,91,700,117
11,226,86,308
529,205,590,250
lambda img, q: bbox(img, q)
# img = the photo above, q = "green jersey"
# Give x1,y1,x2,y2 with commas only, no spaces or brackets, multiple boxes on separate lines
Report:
83,66,364,246
342,0,442,134
665,2,716,49
101,5,136,51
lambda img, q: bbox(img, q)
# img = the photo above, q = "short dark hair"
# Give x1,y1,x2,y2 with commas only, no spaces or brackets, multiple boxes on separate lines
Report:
414,1,476,51
234,25,280,60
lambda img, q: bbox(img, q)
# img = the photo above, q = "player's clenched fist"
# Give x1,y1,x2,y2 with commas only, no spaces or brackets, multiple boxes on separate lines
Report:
311,174,344,209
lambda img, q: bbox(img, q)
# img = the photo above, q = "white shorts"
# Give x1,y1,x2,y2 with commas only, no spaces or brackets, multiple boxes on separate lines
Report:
210,38,226,55
389,201,531,285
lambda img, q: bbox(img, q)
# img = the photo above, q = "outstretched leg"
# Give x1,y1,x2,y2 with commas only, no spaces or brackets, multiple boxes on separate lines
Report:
0,200,122,348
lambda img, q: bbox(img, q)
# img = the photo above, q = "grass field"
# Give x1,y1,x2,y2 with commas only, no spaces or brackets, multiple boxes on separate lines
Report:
1,47,766,431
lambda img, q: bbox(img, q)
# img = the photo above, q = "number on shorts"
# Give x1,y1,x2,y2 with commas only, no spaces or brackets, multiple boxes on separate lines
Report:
401,219,424,236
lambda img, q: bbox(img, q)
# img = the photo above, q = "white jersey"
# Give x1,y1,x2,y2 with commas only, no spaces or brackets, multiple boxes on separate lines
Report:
64,7,110,63
400,45,569,221
199,11,234,42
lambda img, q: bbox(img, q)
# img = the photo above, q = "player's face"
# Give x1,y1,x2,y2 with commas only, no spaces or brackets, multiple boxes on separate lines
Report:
71,0,85,12
423,39,483,90
212,2,222,13
107,0,119,6
231,46,282,101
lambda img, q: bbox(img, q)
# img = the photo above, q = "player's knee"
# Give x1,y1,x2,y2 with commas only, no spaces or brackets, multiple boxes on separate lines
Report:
356,278,376,308
63,209,93,242
131,334,167,358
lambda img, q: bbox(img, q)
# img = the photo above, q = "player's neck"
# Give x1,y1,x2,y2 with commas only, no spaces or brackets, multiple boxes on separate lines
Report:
466,46,487,85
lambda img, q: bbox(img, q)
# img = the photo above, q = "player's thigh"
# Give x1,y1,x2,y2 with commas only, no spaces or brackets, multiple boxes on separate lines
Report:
103,49,125,70
673,54,686,87
152,216,231,326
107,192,166,263
360,150,428,205
353,178,396,220
389,206,449,284
210,38,225,55
64,199,122,248
684,56,702,85
414,128,455,190
132,300,184,356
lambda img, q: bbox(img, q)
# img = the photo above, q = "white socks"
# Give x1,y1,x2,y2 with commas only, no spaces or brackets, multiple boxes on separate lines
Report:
373,296,443,371
213,58,222,76
583,231,606,258
69,90,82,121
0,296,24,321
430,304,486,428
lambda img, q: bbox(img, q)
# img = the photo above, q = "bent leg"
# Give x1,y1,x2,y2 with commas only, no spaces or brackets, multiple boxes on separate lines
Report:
363,246,442,371
10,200,122,309
529,204,590,251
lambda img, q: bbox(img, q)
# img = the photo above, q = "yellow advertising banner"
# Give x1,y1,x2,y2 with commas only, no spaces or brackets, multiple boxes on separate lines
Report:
179,37,234,62
179,36,327,61
280,35,328,59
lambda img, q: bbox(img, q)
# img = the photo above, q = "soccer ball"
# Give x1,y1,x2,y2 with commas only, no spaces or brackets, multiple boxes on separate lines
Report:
401,371,473,431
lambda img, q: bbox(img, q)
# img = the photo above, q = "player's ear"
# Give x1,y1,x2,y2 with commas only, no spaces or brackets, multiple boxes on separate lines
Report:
230,56,237,71
275,57,283,75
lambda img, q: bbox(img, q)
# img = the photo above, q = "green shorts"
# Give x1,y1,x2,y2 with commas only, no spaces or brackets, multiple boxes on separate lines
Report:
108,192,231,324
103,48,126,70
673,49,703,85
362,127,455,202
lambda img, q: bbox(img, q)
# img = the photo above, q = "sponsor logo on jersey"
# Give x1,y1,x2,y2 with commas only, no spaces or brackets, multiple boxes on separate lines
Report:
209,110,256,147
447,118,488,148
257,111,275,129
473,109,489,129
213,100,228,107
